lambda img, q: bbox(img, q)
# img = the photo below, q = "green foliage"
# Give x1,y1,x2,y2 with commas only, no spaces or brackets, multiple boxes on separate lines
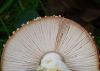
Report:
0,0,14,14
95,36,100,50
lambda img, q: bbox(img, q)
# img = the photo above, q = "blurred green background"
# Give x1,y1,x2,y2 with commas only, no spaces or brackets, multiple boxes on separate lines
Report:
0,0,100,70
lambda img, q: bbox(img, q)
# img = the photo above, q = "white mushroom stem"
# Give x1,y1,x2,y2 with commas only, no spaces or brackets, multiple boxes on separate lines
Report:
37,53,71,71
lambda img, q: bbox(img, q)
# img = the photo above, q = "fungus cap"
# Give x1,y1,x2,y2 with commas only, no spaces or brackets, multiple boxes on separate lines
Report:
1,16,99,71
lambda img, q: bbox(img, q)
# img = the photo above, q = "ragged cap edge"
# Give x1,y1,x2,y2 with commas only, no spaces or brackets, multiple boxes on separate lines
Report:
3,15,64,48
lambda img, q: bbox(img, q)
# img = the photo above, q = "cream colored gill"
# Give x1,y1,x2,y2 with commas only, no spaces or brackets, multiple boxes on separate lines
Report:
37,53,71,71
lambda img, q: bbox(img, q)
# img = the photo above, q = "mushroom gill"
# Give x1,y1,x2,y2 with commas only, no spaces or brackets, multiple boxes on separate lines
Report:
1,16,99,71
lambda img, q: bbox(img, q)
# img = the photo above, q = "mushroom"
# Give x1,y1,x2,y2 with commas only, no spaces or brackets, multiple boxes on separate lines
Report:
1,16,99,71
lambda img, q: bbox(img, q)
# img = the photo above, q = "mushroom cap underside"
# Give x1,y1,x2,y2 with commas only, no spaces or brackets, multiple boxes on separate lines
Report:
1,16,99,71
